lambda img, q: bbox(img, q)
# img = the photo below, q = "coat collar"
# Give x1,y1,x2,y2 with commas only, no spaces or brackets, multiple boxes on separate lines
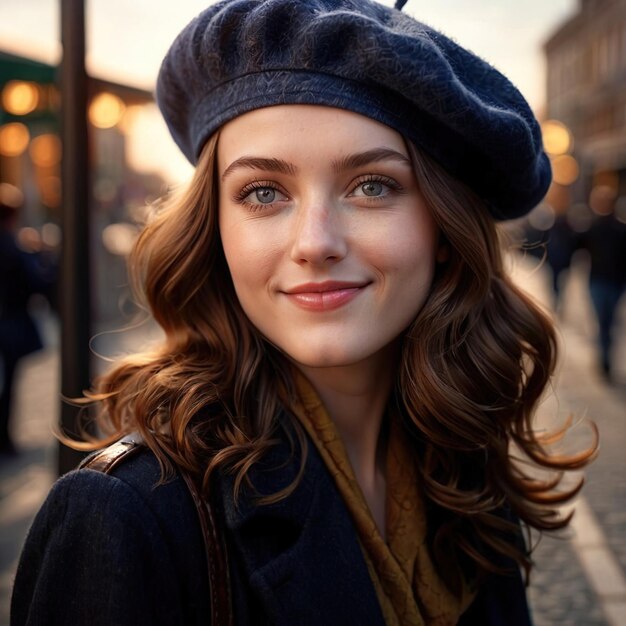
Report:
218,420,385,626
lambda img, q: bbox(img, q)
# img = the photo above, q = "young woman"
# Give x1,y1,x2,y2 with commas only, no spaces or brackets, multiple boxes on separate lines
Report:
12,1,596,624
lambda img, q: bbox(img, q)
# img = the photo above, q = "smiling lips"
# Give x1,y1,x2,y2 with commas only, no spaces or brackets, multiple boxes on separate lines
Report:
283,281,368,311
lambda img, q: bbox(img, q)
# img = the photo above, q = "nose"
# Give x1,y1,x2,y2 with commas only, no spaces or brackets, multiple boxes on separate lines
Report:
289,201,347,265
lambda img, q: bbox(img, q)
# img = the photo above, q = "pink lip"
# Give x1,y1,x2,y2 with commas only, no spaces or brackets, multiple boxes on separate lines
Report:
282,281,368,311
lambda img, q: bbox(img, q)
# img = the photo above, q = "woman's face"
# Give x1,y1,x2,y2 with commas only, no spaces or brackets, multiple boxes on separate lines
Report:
218,105,440,371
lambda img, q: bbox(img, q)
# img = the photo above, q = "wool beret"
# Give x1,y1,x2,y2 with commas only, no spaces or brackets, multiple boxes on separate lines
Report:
156,0,551,220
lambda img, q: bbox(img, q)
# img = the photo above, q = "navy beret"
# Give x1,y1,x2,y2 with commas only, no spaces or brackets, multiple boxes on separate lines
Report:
156,0,551,220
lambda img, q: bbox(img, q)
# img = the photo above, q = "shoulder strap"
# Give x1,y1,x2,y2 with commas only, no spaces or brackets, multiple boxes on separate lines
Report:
79,438,143,473
179,471,233,626
81,437,233,626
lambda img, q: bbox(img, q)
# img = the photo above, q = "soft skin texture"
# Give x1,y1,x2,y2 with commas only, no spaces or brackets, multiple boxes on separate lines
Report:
218,105,439,376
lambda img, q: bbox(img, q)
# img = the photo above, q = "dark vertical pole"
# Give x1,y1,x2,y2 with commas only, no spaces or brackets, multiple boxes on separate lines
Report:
58,0,92,474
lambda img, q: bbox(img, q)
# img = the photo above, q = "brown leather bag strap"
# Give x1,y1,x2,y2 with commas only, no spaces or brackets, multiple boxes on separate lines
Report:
79,438,144,473
80,438,233,626
180,471,233,626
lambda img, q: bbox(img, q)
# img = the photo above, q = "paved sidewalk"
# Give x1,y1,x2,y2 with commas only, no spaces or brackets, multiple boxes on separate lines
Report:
0,255,624,625
516,253,626,626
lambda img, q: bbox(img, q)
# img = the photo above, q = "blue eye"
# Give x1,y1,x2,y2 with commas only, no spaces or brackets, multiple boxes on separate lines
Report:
237,183,288,208
350,175,401,199
252,187,276,203
360,181,384,197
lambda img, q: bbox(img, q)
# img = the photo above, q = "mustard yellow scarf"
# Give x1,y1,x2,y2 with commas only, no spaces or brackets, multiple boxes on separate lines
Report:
291,373,475,626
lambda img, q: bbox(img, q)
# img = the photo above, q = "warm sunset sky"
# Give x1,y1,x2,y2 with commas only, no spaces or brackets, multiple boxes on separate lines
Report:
0,0,577,182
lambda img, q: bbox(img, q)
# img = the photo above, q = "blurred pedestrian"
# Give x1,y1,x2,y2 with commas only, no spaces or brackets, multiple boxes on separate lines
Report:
12,1,596,624
581,185,626,380
0,184,46,456
545,204,579,311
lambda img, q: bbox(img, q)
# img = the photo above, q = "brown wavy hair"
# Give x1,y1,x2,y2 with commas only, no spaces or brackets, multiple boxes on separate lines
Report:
82,132,596,583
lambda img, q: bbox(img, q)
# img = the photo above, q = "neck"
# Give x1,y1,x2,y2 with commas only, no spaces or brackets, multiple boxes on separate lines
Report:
295,345,397,491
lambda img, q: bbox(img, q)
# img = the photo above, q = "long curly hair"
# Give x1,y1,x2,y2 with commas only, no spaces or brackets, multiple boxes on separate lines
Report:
82,131,596,583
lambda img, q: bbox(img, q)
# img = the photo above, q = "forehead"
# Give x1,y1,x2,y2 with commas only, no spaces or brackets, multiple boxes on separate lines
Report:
217,105,408,168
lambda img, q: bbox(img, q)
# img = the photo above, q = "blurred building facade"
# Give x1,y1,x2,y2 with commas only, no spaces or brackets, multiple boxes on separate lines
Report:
544,0,626,204
0,51,165,323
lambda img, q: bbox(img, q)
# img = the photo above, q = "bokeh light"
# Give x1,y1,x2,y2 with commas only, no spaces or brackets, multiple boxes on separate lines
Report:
17,226,42,252
117,104,144,135
89,92,126,129
41,222,62,248
29,133,62,167
0,122,30,157
38,176,61,208
551,154,579,186
102,222,138,256
589,185,618,216
2,80,40,115
527,203,556,231
0,183,24,209
541,119,573,156
546,183,571,213
593,170,619,193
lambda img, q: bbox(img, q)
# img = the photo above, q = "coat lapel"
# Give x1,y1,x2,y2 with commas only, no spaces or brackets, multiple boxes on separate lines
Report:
219,423,385,626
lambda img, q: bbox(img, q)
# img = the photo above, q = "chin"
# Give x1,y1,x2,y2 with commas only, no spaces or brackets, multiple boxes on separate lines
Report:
284,343,388,371
285,350,351,369
292,355,358,370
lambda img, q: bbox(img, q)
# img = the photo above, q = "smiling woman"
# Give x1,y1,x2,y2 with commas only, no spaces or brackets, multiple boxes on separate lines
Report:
218,106,440,373
12,1,596,625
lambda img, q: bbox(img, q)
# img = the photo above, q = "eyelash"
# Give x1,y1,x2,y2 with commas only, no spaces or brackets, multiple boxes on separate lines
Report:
232,180,286,212
232,174,404,212
350,174,404,198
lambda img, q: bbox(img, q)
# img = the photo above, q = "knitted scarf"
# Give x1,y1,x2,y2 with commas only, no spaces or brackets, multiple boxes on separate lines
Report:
291,372,475,625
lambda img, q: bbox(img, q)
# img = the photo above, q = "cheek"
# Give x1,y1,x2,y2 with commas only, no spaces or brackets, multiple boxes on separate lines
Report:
385,237,439,330
219,220,279,294
371,217,438,282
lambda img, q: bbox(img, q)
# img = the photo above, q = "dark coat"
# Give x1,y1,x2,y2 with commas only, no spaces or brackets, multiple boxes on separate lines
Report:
12,429,533,625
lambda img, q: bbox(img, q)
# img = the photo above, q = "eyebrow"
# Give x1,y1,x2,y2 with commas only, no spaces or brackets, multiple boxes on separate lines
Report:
221,147,411,181
221,157,297,181
331,148,412,172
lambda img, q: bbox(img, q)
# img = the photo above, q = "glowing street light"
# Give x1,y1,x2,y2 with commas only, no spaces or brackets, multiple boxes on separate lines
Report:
2,81,40,116
0,122,30,157
541,119,573,156
89,92,126,129
551,154,579,186
30,133,62,167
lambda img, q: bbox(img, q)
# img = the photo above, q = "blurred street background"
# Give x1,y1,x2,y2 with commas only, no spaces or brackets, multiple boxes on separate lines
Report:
1,0,625,624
